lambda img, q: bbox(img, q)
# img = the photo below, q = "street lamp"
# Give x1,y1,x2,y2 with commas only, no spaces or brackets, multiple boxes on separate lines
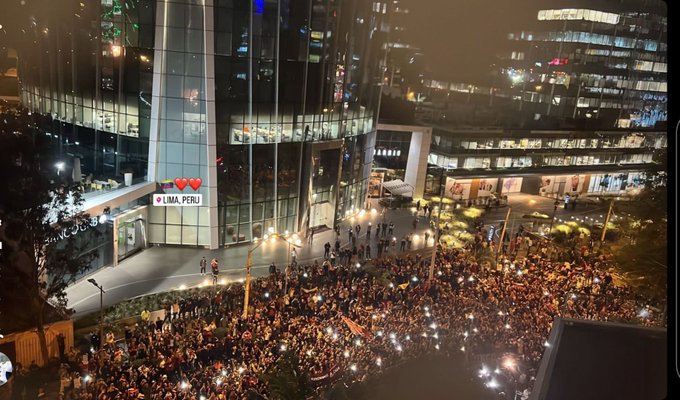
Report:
87,278,105,344
548,199,560,233
242,233,301,319
55,161,65,176
429,169,447,281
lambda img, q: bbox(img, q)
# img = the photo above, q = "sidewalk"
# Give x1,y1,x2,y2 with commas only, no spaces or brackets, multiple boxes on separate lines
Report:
65,200,434,318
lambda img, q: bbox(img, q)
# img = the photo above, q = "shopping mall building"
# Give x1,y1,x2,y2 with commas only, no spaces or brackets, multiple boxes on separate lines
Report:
17,0,386,274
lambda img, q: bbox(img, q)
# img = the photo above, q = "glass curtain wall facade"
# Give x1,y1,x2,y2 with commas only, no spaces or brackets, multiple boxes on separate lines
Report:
213,0,383,245
18,0,155,181
500,1,667,127
147,0,216,247
420,1,666,130
17,0,384,249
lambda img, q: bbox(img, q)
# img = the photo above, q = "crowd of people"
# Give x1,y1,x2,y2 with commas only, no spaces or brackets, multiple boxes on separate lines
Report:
40,209,665,400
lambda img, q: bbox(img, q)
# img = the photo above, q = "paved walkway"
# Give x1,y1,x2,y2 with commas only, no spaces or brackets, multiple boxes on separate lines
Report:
65,194,609,318
65,200,433,317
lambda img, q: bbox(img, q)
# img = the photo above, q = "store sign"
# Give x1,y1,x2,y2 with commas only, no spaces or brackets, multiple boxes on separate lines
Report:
47,217,100,243
153,194,203,207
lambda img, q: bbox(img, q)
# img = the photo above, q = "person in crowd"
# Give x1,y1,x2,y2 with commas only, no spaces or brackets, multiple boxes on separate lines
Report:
55,211,664,400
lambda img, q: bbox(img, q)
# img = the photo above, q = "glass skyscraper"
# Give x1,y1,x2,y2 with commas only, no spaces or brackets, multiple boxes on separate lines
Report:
18,0,386,252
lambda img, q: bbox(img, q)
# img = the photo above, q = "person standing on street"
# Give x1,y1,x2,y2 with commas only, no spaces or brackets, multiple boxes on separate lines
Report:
200,256,207,275
366,222,372,239
324,241,331,259
388,222,394,235
211,258,219,284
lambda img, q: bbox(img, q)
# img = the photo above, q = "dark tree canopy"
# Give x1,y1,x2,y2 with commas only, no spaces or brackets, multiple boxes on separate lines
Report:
0,108,96,363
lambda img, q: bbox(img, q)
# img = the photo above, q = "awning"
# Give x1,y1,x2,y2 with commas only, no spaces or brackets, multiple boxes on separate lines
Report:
381,179,414,197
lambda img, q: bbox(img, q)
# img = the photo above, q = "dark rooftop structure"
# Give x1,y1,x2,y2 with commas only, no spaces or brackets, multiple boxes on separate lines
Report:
531,318,666,400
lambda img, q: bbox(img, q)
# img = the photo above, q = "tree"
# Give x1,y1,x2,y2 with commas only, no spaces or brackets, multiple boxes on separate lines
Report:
610,150,667,298
261,353,314,400
0,109,96,365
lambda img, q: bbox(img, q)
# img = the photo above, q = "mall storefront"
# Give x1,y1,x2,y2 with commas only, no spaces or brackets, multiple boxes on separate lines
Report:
56,185,154,283
427,172,646,203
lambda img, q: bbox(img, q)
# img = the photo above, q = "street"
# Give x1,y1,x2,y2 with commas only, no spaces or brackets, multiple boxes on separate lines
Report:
65,194,613,318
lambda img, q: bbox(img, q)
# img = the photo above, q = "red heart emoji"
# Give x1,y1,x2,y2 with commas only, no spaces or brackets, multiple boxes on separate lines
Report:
189,177,202,191
175,177,188,191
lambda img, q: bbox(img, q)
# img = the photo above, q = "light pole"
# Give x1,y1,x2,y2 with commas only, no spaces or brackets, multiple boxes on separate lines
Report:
548,199,560,234
243,233,301,319
600,199,614,242
429,170,446,281
87,278,105,344
55,161,65,176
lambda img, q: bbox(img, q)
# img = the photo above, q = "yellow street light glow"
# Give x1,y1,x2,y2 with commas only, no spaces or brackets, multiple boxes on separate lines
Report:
179,284,187,290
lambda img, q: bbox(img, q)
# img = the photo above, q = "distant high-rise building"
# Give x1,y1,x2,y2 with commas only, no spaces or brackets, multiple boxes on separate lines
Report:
378,0,424,100
423,0,667,130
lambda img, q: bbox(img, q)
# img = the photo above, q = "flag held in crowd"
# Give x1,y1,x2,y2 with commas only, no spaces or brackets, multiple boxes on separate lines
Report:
342,316,372,339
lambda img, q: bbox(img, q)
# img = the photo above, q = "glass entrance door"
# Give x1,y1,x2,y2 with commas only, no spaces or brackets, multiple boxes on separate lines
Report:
118,217,146,262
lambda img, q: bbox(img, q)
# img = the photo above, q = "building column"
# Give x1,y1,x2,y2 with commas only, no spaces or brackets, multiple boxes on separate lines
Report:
204,0,219,249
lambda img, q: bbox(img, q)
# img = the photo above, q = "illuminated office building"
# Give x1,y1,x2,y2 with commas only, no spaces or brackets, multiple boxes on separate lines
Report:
379,0,666,201
422,0,667,129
